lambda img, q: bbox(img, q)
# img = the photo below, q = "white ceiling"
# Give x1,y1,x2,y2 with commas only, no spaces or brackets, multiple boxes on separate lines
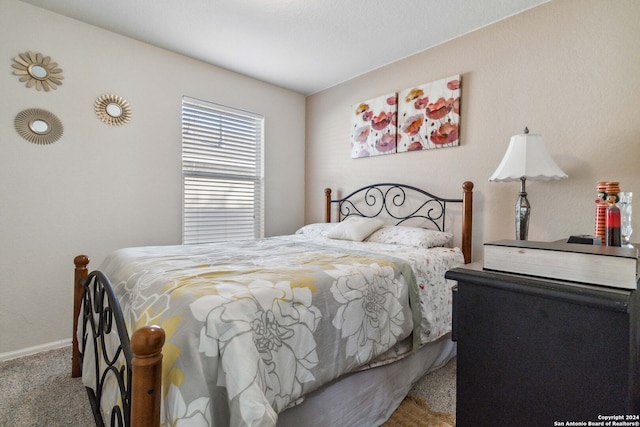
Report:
20,0,549,95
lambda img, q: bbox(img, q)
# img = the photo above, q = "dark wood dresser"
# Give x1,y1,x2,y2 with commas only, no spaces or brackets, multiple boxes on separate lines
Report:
446,265,640,426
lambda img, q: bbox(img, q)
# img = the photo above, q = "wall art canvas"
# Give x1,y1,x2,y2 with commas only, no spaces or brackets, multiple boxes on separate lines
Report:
350,93,397,158
397,75,461,152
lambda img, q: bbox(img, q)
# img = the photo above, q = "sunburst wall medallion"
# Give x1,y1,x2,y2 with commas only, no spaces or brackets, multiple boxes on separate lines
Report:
95,94,132,126
14,108,64,145
12,51,64,91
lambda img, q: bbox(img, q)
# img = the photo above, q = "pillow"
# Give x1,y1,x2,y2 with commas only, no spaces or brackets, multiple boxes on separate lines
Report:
326,216,385,242
365,225,453,248
295,223,334,239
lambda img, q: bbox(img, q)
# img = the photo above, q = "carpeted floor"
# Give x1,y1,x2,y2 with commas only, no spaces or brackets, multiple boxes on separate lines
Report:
408,355,456,416
0,346,455,426
384,395,455,427
0,346,94,427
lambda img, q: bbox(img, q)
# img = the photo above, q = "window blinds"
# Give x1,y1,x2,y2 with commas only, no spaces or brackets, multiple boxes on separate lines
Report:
182,96,264,244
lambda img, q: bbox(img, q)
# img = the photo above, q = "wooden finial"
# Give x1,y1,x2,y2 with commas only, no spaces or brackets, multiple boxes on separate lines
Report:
74,254,90,269
131,325,165,357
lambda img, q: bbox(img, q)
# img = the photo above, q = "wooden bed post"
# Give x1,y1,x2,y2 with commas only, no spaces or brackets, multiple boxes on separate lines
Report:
72,255,89,378
461,181,474,264
131,325,165,427
325,188,332,222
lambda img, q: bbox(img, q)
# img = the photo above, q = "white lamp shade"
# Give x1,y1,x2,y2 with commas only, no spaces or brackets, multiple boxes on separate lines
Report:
489,131,568,182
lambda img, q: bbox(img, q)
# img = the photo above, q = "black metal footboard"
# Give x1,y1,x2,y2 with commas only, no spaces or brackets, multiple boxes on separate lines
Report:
79,271,133,427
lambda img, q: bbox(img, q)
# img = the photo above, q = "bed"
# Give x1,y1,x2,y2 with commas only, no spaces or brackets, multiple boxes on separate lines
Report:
71,181,473,427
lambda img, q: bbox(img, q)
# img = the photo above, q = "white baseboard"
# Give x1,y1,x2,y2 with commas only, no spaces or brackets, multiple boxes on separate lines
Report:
0,338,72,362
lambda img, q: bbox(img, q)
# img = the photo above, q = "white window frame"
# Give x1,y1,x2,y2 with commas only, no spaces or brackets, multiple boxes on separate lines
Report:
182,96,264,244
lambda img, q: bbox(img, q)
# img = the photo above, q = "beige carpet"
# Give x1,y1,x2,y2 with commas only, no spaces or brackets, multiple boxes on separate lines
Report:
384,394,455,427
0,346,455,426
0,346,94,427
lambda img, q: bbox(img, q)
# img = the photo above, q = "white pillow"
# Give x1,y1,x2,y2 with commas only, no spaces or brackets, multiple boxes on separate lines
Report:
327,217,385,242
365,225,453,248
295,223,334,239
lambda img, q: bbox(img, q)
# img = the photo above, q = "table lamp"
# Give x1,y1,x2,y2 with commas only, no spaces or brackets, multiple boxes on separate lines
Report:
489,127,567,240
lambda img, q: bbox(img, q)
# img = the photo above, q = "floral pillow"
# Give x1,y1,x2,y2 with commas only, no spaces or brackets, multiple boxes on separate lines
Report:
295,223,335,239
364,225,453,248
326,216,385,242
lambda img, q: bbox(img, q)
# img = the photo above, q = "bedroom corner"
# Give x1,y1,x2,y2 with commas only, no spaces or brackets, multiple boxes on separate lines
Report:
0,0,305,357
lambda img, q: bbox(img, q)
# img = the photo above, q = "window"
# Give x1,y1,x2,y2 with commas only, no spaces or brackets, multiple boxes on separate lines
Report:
182,96,264,244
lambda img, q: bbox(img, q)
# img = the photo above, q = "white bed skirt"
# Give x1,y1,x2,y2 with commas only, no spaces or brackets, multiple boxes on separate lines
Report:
278,334,456,427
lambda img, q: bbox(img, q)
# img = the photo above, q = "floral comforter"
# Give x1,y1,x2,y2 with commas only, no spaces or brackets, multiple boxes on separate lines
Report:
86,234,463,426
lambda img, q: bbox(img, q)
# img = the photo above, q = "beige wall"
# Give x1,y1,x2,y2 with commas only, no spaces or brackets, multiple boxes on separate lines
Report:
305,0,640,262
0,1,305,356
2,0,639,357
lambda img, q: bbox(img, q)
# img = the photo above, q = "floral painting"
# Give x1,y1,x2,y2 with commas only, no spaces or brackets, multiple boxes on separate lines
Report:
350,93,397,158
397,75,461,152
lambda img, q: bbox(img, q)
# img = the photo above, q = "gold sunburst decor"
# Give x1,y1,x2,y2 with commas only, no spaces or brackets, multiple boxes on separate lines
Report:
14,108,64,145
12,51,64,91
94,94,132,126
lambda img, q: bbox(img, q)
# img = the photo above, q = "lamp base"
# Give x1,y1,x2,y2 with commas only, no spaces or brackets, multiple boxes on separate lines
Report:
515,178,530,240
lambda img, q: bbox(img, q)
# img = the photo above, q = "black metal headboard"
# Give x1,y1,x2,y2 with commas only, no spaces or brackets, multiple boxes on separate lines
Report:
324,183,463,232
324,181,474,263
